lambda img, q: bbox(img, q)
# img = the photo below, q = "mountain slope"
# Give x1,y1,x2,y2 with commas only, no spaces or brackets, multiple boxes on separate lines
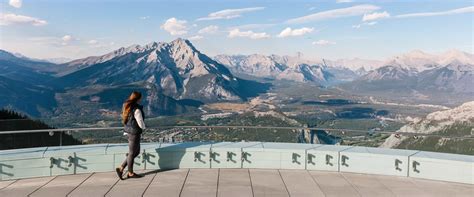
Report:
0,50,59,116
340,64,417,93
0,49,57,85
0,76,57,116
417,64,474,93
77,82,199,116
380,101,474,154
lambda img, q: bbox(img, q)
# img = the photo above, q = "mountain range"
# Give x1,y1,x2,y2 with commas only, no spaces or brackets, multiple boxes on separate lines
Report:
0,39,270,116
215,50,473,102
345,59,474,98
0,38,472,117
214,54,335,84
216,49,472,79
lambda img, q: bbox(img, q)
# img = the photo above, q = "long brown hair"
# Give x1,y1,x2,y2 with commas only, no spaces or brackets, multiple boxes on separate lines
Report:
122,91,142,125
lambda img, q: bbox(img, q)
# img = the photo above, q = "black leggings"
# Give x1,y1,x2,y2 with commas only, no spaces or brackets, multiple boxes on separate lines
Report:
121,133,141,173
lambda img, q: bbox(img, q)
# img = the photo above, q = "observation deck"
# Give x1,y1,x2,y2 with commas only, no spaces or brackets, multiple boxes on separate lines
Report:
0,141,473,196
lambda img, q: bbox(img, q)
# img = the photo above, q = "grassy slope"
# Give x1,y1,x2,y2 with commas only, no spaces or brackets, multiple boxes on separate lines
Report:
395,122,474,155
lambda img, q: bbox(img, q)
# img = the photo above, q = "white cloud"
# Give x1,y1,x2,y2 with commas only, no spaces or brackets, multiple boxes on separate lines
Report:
229,23,276,30
188,35,203,40
286,4,379,24
61,35,73,45
308,7,317,11
312,40,335,46
352,21,377,29
197,7,265,21
198,25,219,34
62,35,72,42
139,16,150,20
395,6,474,18
88,40,98,45
0,13,47,26
228,29,270,40
277,27,314,38
362,11,390,22
336,0,353,3
161,17,188,35
9,0,22,8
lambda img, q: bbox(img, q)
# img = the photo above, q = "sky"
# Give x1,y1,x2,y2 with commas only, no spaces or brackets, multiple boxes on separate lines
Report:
0,0,473,61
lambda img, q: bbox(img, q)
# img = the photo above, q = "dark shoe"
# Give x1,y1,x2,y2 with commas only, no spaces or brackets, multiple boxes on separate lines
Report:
127,173,143,179
115,168,125,180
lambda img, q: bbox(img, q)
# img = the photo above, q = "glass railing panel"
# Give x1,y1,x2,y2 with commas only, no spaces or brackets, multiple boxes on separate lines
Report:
1,122,473,155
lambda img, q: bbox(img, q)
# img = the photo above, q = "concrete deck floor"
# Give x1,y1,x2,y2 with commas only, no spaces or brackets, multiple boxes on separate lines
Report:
0,169,472,197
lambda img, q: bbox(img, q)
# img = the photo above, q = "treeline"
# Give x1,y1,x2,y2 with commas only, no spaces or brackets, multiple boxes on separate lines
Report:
0,109,81,150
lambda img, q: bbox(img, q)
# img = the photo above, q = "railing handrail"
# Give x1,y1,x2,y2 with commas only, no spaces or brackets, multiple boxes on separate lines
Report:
0,125,473,140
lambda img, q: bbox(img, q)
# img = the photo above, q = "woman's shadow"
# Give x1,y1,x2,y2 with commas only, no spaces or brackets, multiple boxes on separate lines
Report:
140,141,214,175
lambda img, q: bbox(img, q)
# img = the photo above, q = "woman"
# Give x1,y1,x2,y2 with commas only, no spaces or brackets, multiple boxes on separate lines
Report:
116,91,146,180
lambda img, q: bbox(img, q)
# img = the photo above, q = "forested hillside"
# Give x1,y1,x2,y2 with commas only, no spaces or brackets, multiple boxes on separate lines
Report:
0,109,81,150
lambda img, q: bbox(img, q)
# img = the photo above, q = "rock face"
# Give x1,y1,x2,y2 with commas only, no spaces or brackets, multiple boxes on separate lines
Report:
380,101,474,154
214,54,334,84
399,101,473,135
417,64,474,93
58,38,256,102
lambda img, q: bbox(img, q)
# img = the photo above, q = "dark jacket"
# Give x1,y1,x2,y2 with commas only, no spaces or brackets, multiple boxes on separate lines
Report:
124,104,145,135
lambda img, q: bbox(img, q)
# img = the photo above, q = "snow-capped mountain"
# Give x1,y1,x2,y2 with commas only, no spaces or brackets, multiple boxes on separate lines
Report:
438,49,474,65
417,63,474,93
344,49,474,95
324,49,472,74
59,38,265,102
277,63,334,83
383,50,438,72
382,49,474,72
214,54,333,84
216,54,281,78
359,64,414,82
43,57,72,64
322,58,384,73
339,63,417,93
215,50,472,82
381,101,474,149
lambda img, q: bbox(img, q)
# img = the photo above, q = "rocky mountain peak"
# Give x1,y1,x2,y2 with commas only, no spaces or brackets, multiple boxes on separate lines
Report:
57,39,252,103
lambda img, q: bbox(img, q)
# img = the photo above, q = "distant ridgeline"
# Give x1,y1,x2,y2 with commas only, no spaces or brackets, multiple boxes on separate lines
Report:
0,109,81,150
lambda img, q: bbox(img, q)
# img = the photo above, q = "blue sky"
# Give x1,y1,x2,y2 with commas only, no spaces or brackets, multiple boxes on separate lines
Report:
0,0,473,60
